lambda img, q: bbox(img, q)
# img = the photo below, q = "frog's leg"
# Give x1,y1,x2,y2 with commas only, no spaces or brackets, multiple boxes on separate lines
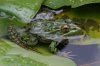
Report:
21,33,38,46
21,33,40,53
49,41,58,53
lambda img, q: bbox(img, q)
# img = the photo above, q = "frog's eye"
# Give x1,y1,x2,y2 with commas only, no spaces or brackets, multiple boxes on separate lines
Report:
61,25,70,33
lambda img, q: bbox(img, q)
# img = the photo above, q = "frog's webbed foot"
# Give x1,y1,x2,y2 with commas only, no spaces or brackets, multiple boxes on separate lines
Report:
49,39,68,53
57,51,77,59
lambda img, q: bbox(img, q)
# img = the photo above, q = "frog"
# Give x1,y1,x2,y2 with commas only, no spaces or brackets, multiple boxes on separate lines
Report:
8,19,85,53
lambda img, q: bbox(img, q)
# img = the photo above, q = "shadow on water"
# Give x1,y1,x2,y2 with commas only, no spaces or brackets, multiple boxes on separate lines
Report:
0,35,9,39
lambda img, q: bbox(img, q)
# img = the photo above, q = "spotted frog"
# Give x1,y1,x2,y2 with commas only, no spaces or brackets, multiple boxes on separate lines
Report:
8,19,85,53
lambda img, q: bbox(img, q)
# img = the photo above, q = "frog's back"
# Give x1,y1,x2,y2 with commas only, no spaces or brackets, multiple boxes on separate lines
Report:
30,19,84,42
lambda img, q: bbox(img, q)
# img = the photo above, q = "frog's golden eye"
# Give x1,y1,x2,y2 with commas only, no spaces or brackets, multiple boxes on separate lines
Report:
61,25,70,33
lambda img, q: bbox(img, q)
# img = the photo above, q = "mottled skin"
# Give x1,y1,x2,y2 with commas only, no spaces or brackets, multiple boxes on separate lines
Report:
8,19,84,53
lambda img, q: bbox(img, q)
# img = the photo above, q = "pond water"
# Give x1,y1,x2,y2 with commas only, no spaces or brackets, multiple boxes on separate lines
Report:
59,44,100,66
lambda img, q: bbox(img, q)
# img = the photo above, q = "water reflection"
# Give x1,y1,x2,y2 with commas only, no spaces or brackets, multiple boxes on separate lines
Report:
59,43,100,66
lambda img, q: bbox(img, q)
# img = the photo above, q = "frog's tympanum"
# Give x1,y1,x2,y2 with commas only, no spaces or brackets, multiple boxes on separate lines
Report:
8,19,85,53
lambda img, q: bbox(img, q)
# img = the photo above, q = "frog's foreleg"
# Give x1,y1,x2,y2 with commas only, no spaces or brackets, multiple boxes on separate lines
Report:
49,41,58,53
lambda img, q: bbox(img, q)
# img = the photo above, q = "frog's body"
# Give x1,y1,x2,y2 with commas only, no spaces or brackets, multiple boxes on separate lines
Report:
8,19,85,53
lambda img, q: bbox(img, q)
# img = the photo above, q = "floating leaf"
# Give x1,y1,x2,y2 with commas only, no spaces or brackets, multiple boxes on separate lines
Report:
43,0,100,9
0,18,26,37
0,55,47,66
0,39,77,66
0,0,44,23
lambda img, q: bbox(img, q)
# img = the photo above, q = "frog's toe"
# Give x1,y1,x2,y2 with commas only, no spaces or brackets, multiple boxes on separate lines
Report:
49,41,58,53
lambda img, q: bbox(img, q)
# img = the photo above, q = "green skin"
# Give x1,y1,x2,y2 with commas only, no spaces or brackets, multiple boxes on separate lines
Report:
8,19,85,53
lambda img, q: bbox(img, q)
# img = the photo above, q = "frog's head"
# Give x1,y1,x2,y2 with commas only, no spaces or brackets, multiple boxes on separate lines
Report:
43,20,71,35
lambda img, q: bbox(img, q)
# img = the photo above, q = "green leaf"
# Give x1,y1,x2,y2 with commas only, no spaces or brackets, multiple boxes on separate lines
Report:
0,18,26,37
0,39,77,66
43,0,100,9
0,55,47,66
0,0,44,23
0,19,10,37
